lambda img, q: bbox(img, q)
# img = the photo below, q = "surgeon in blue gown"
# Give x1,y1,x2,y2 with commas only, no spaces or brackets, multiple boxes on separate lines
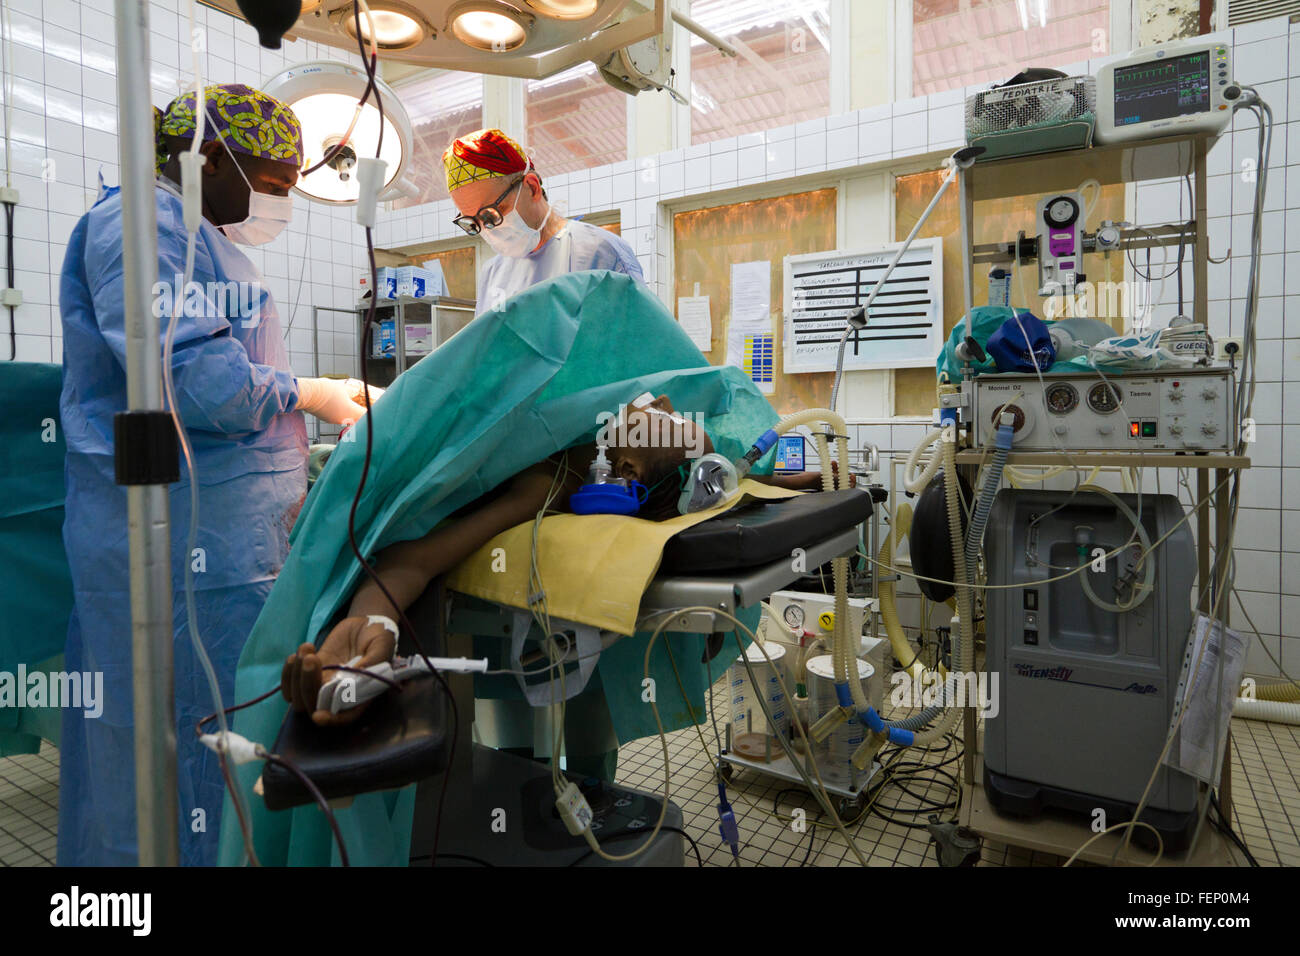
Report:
57,84,374,866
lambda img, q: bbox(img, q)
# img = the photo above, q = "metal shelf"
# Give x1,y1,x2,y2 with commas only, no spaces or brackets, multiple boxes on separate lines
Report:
952,133,1243,862
955,450,1250,469
966,132,1219,201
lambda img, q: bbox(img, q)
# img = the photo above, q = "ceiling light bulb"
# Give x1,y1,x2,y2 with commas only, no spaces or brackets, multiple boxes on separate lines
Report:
450,7,530,52
342,6,427,50
525,0,599,19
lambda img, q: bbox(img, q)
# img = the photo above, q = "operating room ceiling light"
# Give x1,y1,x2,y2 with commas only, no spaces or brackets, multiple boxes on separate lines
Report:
524,0,599,19
449,2,532,52
204,1,689,79
261,61,414,205
339,3,431,50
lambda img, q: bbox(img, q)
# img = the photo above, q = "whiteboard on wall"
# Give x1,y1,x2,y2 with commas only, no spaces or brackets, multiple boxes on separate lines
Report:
783,237,944,373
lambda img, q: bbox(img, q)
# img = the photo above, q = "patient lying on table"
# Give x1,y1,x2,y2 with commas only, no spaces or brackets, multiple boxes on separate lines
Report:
280,393,832,725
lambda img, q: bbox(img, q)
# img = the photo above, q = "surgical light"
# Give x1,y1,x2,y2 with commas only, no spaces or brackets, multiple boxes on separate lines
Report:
449,3,532,51
524,0,599,18
261,61,414,205
340,4,430,50
205,2,718,83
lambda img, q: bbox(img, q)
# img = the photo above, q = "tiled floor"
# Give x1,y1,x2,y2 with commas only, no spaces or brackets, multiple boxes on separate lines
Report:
0,744,59,867
614,679,1300,868
4,683,1297,867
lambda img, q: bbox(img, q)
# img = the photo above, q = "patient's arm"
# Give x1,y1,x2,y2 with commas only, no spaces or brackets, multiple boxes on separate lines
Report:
282,463,565,724
753,462,856,492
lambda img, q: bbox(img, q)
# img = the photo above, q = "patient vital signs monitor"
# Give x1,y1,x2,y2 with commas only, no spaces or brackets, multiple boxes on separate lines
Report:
1094,41,1235,144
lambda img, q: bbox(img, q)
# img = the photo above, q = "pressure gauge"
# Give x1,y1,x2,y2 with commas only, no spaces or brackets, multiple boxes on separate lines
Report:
783,604,805,631
1045,382,1079,415
1036,191,1084,295
1087,382,1122,414
1045,197,1079,228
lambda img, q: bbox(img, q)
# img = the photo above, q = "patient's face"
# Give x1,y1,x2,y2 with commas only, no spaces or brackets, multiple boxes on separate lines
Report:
610,395,713,484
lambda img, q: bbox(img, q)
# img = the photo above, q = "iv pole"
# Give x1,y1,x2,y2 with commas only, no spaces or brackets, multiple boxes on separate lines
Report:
114,0,180,866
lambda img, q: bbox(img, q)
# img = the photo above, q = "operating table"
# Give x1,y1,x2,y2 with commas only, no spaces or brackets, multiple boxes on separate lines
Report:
259,486,881,866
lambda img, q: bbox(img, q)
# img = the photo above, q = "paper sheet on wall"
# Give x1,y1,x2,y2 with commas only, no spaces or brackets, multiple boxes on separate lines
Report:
725,330,775,395
730,260,771,332
726,261,775,393
676,296,713,351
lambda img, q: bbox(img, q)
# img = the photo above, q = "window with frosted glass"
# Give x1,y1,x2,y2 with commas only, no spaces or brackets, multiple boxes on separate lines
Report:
913,0,1110,97
393,71,484,210
524,63,628,177
689,0,831,146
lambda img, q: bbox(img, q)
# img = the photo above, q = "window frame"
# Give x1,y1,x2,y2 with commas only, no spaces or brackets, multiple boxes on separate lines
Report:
896,0,1136,101
681,0,840,147
388,66,488,209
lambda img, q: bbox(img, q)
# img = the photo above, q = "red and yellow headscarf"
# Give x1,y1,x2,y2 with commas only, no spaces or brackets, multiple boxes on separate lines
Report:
443,128,536,193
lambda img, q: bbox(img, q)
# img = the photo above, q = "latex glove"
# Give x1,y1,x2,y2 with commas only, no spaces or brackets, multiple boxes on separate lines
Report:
296,376,368,426
343,378,385,408
281,616,397,727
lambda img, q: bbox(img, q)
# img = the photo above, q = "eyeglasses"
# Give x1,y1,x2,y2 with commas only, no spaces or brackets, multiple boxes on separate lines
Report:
451,177,524,236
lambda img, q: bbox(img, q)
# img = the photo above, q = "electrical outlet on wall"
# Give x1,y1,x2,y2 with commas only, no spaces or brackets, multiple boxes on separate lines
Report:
1216,337,1243,360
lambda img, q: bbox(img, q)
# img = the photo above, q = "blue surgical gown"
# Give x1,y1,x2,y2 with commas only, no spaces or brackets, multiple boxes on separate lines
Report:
475,218,643,314
57,181,308,866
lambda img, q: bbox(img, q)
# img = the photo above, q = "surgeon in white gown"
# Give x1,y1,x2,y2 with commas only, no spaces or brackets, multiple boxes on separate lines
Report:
443,128,644,314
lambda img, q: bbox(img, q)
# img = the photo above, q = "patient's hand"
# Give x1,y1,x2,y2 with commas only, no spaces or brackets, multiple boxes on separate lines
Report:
281,616,398,726
760,463,857,492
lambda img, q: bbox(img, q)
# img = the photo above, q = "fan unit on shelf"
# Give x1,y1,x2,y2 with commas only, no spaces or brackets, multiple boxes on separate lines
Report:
1219,2,1300,28
965,69,1096,162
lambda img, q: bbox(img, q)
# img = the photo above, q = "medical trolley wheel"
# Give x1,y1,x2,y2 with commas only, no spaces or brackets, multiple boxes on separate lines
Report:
838,792,867,818
925,815,982,867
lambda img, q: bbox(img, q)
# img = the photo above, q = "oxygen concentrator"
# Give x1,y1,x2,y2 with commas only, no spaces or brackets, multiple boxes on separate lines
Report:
982,489,1200,850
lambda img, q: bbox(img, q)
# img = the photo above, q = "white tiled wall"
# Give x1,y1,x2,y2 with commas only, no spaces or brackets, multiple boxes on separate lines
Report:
2,4,1296,675
0,0,368,382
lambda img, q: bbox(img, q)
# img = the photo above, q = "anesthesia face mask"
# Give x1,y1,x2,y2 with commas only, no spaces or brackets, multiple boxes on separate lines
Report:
677,453,740,515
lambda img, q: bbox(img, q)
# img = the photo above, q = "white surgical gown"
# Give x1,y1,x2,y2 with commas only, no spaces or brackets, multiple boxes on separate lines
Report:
475,218,644,314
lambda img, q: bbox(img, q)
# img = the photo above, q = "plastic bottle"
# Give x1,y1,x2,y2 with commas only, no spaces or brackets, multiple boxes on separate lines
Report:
586,445,613,485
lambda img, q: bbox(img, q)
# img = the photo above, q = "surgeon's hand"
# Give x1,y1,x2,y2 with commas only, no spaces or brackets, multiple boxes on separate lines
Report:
295,376,370,427
344,378,385,408
281,616,397,726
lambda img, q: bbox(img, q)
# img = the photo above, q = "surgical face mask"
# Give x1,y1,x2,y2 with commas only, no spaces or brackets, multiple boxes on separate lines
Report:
217,140,294,246
481,201,545,258
222,189,293,246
